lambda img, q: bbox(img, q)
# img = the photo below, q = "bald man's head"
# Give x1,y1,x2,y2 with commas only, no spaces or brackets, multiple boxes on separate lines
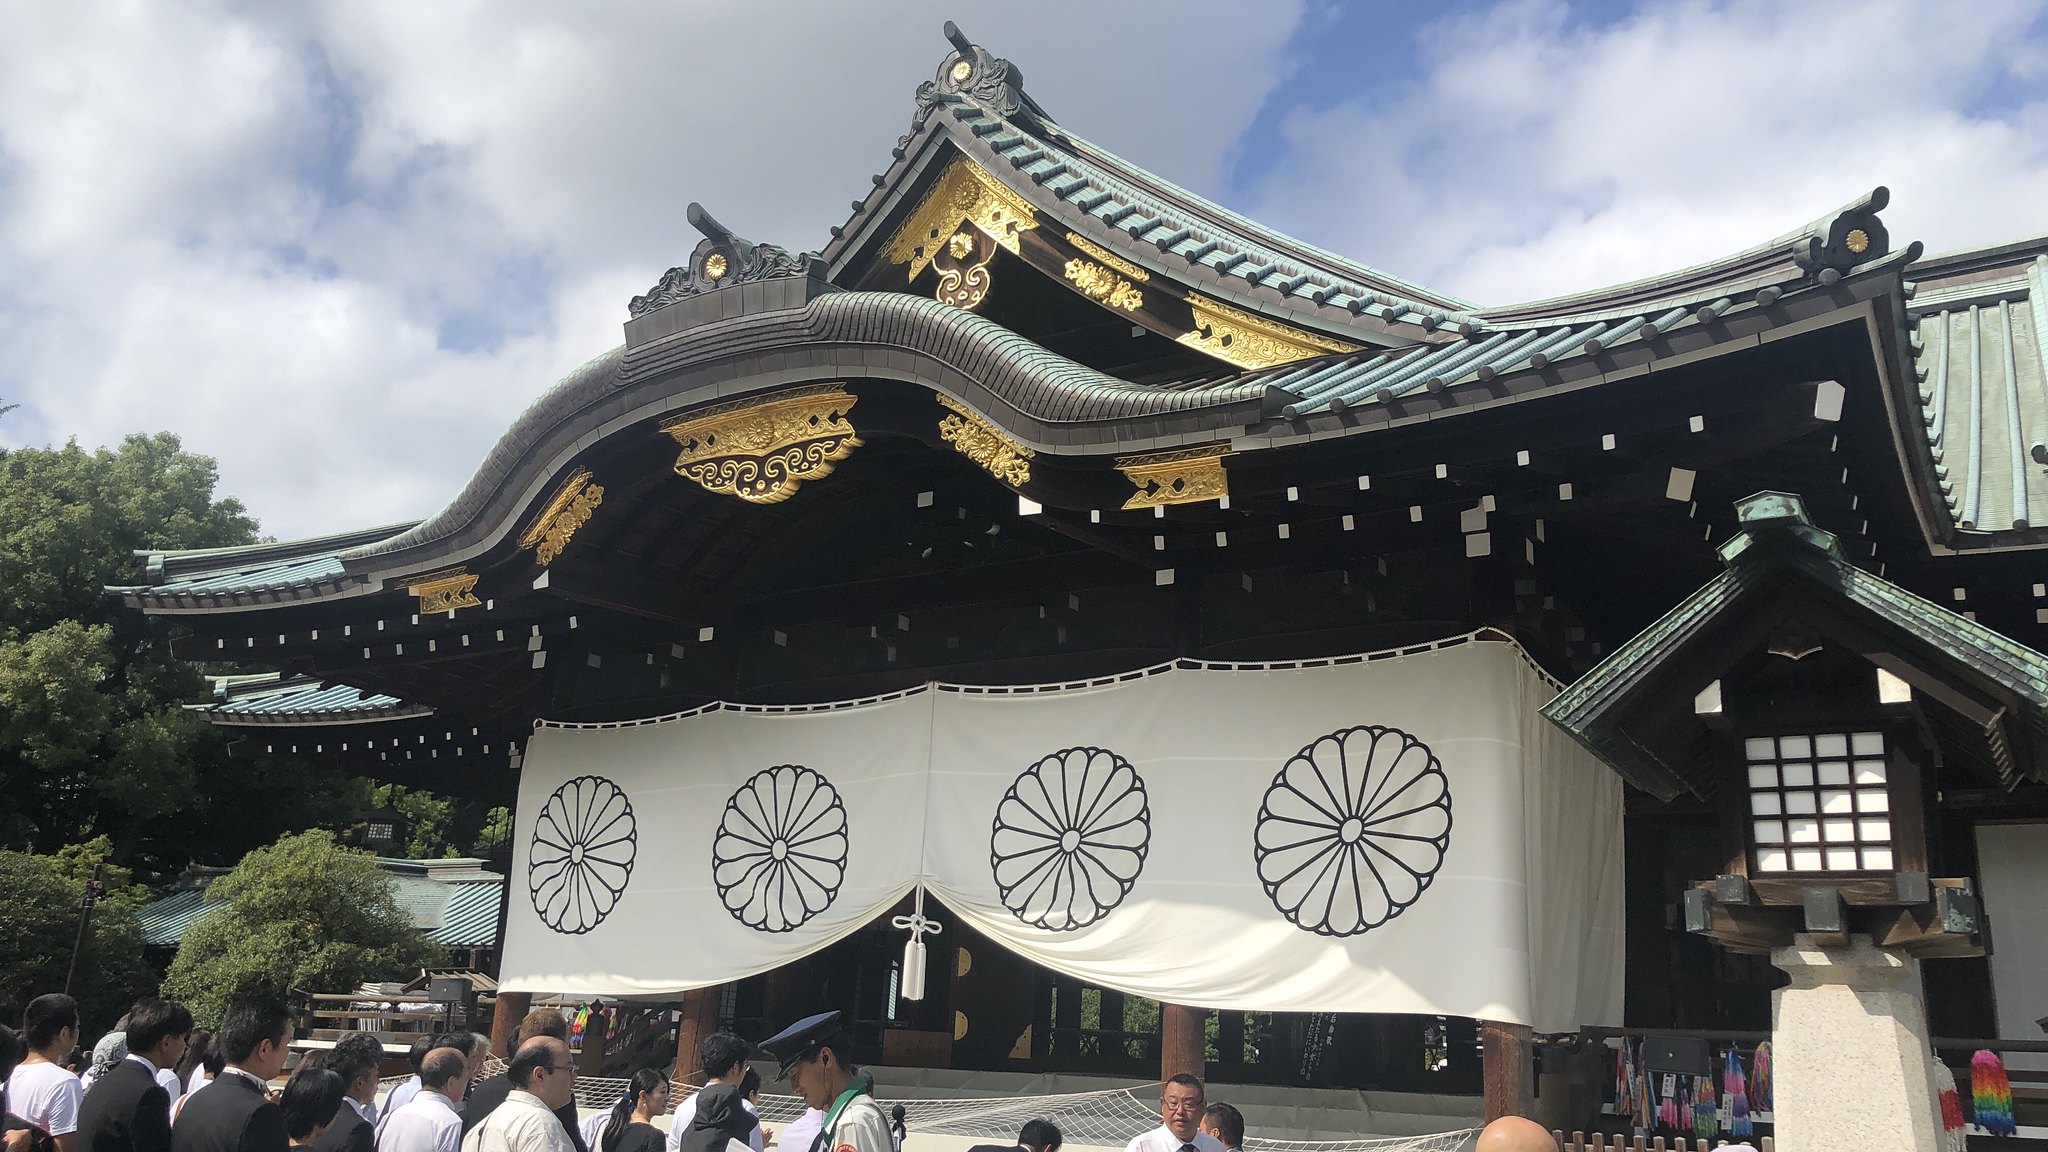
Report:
1474,1116,1553,1152
509,1036,574,1109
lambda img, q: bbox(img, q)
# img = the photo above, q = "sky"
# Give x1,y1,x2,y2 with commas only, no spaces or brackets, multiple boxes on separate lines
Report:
2,0,2046,541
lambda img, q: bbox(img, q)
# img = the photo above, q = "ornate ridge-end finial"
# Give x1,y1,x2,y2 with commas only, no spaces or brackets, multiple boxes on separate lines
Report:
628,203,826,318
901,20,1043,150
1791,186,1893,275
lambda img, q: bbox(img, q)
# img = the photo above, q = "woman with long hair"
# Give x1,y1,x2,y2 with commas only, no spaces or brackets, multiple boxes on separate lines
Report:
597,1068,668,1152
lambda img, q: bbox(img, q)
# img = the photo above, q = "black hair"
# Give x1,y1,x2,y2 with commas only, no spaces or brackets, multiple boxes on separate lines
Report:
815,1030,857,1076
22,995,79,1052
698,1032,751,1080
328,1033,385,1087
0,1024,23,1116
1018,1119,1063,1152
507,1038,557,1089
599,1067,667,1152
175,1030,216,1083
126,998,195,1055
1163,1073,1205,1100
407,1034,436,1073
420,1048,469,1092
1202,1104,1243,1148
217,1001,290,1065
432,1032,481,1057
738,1067,761,1100
282,1067,345,1142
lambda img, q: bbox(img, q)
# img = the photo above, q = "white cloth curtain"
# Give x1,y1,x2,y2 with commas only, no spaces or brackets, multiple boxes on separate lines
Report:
500,637,1623,1031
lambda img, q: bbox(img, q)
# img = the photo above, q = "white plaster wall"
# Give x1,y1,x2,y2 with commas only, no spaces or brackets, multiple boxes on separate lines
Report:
1978,821,2048,1071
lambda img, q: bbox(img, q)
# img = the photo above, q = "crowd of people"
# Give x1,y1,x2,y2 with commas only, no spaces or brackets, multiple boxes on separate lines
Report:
7,997,1564,1152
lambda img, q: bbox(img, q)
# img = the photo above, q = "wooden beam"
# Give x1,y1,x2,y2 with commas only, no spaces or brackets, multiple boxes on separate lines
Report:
1159,1003,1206,1085
489,990,532,1059
1481,1019,1534,1123
674,984,723,1086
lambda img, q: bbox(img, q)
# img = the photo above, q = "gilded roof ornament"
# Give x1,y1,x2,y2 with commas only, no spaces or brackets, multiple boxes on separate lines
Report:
518,468,605,567
659,385,862,505
903,21,1039,146
937,396,1034,487
884,157,1038,311
1116,445,1233,510
1177,293,1362,369
400,569,483,614
1064,259,1144,311
629,203,823,318
1066,233,1149,282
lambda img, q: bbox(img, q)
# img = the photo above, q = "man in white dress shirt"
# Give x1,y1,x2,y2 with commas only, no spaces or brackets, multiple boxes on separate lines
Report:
662,1035,760,1152
1121,1076,1223,1152
457,1039,572,1152
377,1049,470,1152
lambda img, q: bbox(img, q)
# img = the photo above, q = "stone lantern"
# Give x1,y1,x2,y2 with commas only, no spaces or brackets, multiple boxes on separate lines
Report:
1544,492,2042,1152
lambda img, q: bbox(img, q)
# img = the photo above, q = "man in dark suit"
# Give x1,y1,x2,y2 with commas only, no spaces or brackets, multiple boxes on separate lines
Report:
169,1003,289,1152
964,1118,1062,1152
78,999,192,1152
308,1035,380,1152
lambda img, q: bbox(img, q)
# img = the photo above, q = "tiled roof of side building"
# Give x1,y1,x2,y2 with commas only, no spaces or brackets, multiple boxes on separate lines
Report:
1903,239,2048,547
136,863,504,949
136,888,216,948
111,522,419,608
186,673,431,726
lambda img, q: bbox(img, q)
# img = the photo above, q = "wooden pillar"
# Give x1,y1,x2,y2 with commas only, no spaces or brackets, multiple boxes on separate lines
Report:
1159,1002,1206,1085
674,984,722,1086
1480,1019,1534,1123
489,991,532,1059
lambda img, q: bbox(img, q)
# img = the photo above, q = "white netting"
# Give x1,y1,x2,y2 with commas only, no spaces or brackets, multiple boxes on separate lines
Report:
551,1076,1473,1152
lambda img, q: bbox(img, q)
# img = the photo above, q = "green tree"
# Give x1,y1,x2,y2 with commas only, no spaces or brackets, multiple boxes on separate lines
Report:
0,434,260,859
0,840,156,1030
162,830,442,1026
472,806,514,857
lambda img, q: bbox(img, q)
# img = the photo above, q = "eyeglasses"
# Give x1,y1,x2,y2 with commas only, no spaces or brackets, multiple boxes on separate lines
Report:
1161,1101,1203,1113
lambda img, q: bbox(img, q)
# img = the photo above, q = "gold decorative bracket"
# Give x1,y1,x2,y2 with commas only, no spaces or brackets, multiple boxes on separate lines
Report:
660,384,862,504
1117,445,1232,510
1177,293,1360,369
518,468,605,566
401,569,482,614
884,157,1039,310
937,396,1033,487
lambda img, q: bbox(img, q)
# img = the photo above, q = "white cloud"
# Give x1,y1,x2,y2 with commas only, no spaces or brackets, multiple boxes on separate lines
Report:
1243,0,2048,305
0,0,1300,539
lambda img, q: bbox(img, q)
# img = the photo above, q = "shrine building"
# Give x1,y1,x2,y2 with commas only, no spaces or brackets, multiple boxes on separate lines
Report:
111,24,2048,1147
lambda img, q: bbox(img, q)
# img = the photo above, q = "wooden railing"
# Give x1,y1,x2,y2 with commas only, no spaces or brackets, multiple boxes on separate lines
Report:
302,993,490,1045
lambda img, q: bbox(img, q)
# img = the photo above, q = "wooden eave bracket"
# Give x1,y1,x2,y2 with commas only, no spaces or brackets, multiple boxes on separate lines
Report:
1685,875,1984,958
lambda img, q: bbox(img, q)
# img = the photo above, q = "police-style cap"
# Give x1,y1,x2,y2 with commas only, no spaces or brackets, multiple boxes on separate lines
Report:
757,1010,847,1077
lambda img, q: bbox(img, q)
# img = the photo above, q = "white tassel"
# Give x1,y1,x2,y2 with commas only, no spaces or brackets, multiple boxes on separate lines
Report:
889,883,942,1001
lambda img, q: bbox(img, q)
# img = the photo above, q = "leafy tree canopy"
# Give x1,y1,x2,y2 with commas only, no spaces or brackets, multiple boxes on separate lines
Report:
362,785,515,860
0,434,258,858
161,830,442,1026
0,838,155,1030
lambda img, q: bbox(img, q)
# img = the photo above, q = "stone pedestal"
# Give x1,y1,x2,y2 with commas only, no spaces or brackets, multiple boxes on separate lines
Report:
1771,933,1943,1152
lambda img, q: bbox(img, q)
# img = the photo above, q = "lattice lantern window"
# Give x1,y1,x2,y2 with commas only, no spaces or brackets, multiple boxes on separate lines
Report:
1745,731,1893,873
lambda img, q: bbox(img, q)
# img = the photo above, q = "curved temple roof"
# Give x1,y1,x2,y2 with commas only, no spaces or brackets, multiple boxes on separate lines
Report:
106,24,2048,627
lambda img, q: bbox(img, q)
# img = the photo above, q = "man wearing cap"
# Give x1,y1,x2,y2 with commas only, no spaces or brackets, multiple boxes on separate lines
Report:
755,1015,888,1152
